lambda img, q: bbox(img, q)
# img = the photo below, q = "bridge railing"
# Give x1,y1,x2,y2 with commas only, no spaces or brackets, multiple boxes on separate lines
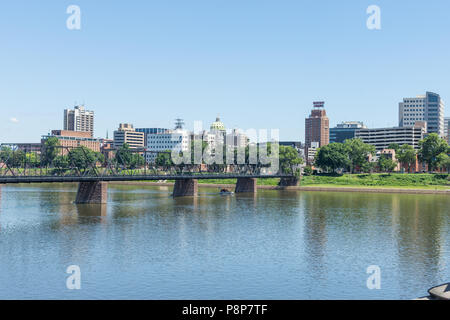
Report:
0,146,295,179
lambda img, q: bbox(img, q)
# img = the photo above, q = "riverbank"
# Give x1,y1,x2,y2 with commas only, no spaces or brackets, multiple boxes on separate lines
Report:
111,181,450,194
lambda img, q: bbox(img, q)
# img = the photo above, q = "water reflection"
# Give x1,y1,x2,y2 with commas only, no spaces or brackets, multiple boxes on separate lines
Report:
0,184,448,299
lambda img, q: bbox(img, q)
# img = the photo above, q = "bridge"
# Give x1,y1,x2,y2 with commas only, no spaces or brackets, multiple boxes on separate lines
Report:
0,173,297,203
0,144,300,203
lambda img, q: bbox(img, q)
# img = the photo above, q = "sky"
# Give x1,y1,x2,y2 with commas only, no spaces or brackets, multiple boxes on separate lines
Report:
1,0,450,143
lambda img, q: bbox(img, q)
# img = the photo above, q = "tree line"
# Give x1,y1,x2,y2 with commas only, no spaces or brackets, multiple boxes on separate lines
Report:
314,134,450,174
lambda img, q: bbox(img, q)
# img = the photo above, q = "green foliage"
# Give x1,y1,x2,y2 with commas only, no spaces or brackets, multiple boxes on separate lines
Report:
313,139,374,173
155,152,173,168
115,143,145,169
396,144,416,172
314,143,350,172
418,133,449,171
300,173,449,188
303,166,313,176
279,145,303,174
42,137,60,166
436,153,450,172
344,138,376,173
68,146,104,170
387,143,400,152
377,157,397,173
0,147,25,167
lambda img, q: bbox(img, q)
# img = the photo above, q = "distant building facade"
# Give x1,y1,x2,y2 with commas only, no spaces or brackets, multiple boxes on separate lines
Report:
398,92,444,137
355,124,426,151
113,124,145,149
444,117,450,143
330,121,366,143
305,101,329,164
135,128,170,147
64,105,94,136
41,130,101,155
0,143,42,153
146,129,190,163
305,101,329,148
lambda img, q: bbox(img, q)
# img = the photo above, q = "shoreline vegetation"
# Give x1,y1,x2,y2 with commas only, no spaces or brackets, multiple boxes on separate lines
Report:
110,173,450,194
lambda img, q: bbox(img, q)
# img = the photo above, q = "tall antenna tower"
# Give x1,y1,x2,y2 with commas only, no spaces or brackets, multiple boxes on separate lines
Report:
175,118,184,130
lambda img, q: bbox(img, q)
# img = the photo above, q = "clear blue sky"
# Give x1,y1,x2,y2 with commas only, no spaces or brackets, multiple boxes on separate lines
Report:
1,0,449,143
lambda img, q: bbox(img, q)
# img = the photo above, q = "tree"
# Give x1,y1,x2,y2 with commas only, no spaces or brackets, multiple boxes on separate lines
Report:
68,146,104,171
155,152,173,170
303,166,313,176
387,143,400,152
314,143,350,173
42,137,60,166
115,143,132,167
418,133,449,172
436,153,450,173
26,152,41,168
344,138,376,173
279,145,303,174
377,156,397,173
396,144,416,173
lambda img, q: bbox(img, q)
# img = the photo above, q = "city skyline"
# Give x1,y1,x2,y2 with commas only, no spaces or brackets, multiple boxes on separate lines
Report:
2,1,450,143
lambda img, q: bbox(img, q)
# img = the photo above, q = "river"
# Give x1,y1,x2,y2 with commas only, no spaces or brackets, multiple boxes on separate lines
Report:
0,183,448,299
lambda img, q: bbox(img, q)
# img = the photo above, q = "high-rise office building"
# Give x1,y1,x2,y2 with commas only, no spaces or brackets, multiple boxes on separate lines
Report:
113,123,145,149
330,121,366,143
444,117,450,143
398,92,445,137
305,101,329,148
63,105,94,136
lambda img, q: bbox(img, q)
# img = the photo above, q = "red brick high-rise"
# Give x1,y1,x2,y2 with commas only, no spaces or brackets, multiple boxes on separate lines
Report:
305,101,329,148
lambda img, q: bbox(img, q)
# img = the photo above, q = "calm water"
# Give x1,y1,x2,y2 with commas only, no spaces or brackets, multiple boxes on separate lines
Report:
0,183,448,300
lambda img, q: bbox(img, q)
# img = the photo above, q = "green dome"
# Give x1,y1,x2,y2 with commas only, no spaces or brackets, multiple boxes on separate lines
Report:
210,117,226,132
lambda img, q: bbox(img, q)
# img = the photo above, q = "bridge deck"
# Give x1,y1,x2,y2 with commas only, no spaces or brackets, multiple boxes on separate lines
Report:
0,174,292,184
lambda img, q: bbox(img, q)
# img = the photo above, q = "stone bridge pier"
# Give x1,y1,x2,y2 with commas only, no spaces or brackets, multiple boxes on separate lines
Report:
235,178,257,193
75,181,108,204
173,179,198,197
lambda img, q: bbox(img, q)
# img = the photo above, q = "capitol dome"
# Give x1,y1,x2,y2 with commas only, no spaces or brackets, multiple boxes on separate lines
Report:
210,117,226,132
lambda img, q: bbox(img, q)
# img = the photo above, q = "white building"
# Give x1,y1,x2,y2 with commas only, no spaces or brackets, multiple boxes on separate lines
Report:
444,117,450,143
146,129,190,163
355,124,426,151
226,129,249,149
64,105,94,136
399,92,445,137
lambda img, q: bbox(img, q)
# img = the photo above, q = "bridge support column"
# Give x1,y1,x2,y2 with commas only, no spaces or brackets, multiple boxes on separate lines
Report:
173,179,198,197
278,177,299,187
75,181,108,204
235,178,257,193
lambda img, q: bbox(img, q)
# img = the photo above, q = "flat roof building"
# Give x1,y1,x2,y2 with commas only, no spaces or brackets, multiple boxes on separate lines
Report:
330,121,367,143
64,105,94,137
113,124,145,149
399,92,444,137
41,130,101,155
355,124,426,151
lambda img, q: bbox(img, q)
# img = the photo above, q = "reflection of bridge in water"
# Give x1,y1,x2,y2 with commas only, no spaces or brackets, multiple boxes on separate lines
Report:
0,174,298,203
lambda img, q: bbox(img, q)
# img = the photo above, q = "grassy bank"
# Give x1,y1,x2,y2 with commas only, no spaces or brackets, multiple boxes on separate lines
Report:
195,173,450,189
